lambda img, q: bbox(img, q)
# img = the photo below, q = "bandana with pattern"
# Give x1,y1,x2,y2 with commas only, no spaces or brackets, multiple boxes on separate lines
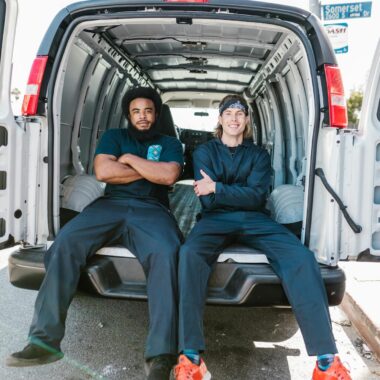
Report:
219,99,248,115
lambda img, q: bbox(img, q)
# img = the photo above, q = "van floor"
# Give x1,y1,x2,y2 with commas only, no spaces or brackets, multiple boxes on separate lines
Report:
169,180,201,238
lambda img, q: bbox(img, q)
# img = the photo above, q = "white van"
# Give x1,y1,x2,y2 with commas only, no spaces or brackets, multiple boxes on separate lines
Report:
1,0,379,307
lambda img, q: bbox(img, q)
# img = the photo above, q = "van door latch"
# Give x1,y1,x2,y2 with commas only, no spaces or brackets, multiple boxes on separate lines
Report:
315,168,362,233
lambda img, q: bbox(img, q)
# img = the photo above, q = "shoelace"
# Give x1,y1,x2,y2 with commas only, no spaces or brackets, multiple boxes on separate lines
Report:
334,359,351,380
174,361,197,380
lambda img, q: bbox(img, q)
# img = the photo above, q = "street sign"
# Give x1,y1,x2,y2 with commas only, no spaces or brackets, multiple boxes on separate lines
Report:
322,2,372,20
324,23,349,54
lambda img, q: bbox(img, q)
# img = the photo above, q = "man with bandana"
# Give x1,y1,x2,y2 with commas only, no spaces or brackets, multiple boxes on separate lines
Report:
173,95,351,380
7,87,184,380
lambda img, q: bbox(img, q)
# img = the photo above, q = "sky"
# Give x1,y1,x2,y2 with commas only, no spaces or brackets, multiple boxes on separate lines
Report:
9,0,380,113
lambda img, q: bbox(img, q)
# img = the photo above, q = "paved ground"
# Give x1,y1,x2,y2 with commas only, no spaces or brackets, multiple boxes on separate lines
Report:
0,249,379,379
340,262,380,361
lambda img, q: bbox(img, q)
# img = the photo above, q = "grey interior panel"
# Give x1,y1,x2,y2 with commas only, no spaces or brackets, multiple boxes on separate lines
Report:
55,15,311,221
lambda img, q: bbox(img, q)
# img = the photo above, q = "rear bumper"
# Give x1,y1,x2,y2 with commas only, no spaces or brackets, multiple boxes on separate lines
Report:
8,249,346,306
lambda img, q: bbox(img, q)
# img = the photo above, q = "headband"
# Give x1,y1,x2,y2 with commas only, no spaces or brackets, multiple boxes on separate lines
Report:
219,99,248,115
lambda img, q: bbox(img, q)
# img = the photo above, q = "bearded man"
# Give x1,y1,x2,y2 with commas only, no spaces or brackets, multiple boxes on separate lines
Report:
7,87,183,380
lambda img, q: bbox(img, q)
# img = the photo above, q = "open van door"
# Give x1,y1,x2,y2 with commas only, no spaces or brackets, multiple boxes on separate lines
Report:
0,0,47,249
0,0,21,248
339,39,380,260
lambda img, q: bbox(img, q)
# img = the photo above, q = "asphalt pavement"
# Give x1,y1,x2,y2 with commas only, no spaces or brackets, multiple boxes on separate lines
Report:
0,248,379,379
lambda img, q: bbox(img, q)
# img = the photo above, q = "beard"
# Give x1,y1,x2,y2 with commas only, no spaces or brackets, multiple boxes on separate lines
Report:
127,122,160,142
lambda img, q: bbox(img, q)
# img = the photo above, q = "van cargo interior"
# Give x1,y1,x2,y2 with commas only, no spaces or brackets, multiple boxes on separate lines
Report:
7,5,347,306
56,16,313,240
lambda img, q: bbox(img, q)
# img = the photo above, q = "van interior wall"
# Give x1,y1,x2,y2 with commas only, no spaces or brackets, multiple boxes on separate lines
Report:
252,54,310,189
56,18,313,239
59,40,130,179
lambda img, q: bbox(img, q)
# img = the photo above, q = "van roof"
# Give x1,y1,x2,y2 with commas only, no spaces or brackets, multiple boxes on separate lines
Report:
37,0,336,98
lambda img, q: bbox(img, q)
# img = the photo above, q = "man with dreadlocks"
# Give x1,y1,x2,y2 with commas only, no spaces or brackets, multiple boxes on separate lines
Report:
173,94,351,380
7,87,183,380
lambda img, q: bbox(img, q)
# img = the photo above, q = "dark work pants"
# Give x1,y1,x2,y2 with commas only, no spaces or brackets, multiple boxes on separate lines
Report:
29,197,181,359
178,210,337,356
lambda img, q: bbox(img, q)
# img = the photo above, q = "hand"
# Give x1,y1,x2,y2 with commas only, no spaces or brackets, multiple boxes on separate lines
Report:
118,153,133,165
194,169,216,196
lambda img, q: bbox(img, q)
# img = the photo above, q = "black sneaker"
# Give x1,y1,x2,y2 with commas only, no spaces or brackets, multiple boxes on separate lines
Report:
145,354,177,380
6,343,64,367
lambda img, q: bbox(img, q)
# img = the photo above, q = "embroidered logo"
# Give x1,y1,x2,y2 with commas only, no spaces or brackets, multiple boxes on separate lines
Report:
147,145,162,161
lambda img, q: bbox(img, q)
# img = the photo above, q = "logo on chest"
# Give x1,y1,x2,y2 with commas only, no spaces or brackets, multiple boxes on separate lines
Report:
147,145,162,161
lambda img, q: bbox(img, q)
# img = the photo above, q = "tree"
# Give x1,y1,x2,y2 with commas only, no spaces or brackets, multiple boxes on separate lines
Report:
347,90,363,128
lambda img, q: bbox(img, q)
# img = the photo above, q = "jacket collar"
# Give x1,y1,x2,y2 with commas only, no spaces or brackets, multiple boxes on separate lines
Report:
215,138,252,148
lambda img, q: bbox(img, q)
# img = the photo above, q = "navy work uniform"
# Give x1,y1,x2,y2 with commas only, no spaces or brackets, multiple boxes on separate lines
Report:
178,138,337,356
29,128,184,360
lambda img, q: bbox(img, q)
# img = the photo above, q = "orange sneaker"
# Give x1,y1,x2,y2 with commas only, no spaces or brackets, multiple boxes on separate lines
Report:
174,354,211,380
312,356,351,380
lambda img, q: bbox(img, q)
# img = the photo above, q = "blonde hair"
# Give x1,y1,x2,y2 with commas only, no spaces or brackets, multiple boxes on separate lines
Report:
214,94,253,139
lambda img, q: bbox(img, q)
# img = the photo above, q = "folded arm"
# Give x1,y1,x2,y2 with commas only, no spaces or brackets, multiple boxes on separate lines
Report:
194,147,271,211
119,153,181,186
94,154,143,184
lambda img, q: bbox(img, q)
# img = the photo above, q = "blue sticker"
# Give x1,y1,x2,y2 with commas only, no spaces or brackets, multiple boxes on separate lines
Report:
147,145,162,161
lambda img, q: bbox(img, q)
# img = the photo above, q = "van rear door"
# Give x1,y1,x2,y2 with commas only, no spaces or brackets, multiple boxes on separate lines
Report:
339,39,380,260
0,0,41,249
0,0,21,248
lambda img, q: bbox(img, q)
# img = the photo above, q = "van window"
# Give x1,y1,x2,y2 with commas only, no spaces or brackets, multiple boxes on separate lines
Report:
171,107,218,132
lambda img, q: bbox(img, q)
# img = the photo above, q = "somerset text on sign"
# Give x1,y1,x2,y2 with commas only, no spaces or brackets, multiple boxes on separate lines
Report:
322,2,372,20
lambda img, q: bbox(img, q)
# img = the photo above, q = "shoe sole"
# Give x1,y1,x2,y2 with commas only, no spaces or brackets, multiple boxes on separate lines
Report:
170,371,211,380
5,353,63,367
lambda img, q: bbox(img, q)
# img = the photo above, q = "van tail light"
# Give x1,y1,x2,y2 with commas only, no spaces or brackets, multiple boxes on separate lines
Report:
324,65,348,128
164,0,209,3
21,56,48,116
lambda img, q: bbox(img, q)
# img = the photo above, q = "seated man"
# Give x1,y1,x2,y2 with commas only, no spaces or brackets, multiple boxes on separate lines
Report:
7,87,183,380
174,95,351,380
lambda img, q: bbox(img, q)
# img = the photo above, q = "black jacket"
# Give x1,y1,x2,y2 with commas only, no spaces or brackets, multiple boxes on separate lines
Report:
193,138,271,212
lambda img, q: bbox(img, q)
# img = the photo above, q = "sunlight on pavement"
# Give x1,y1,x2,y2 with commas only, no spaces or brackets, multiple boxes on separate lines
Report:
0,247,17,270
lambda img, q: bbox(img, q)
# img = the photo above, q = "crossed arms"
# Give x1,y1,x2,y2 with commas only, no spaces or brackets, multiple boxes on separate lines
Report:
193,146,272,211
94,153,181,186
